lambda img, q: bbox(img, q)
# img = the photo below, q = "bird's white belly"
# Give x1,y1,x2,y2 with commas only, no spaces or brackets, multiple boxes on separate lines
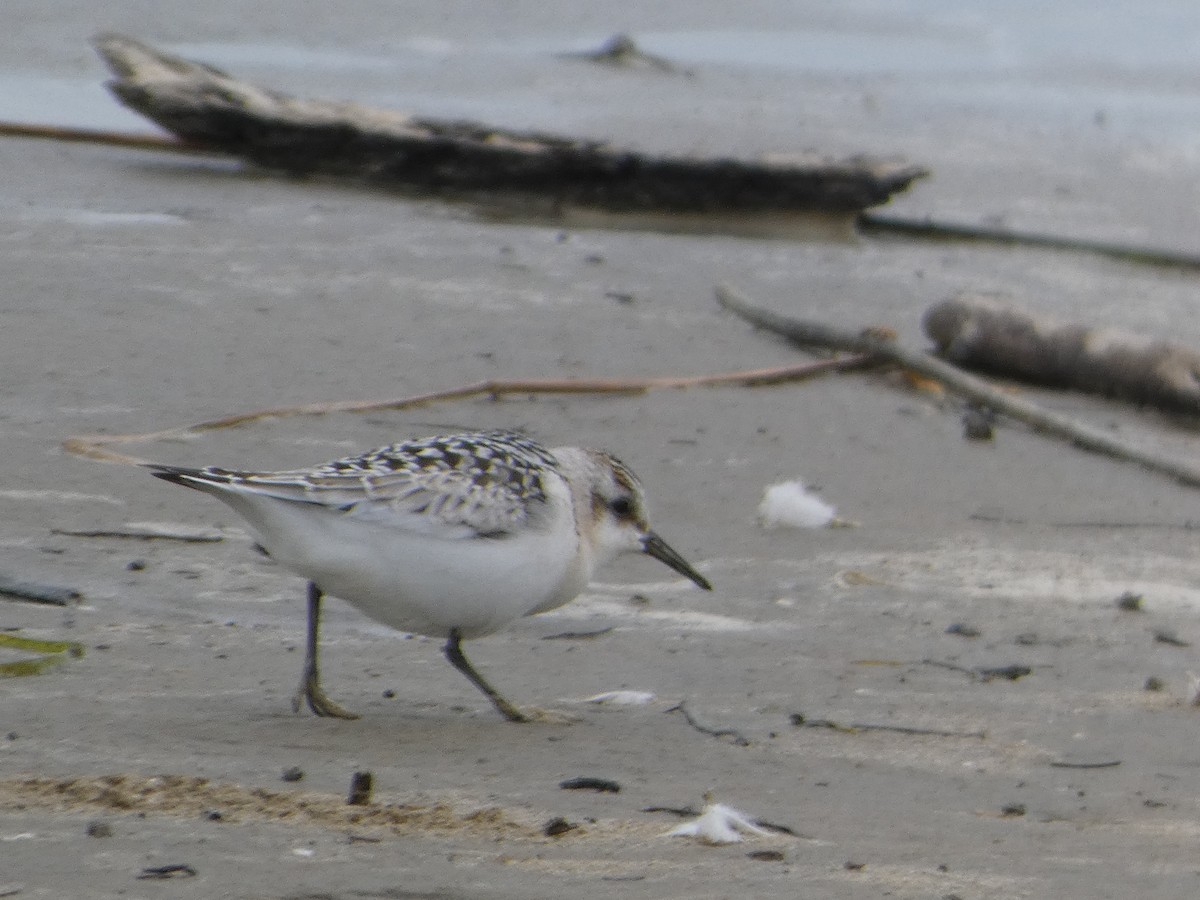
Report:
253,503,587,640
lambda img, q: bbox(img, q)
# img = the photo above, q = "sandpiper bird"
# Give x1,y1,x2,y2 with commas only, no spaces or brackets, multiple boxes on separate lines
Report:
147,430,711,722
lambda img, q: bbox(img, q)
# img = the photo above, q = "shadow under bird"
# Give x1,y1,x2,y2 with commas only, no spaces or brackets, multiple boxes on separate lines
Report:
146,430,711,722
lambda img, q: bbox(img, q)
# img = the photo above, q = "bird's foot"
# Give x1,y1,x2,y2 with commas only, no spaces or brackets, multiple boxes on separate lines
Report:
507,705,580,725
291,674,360,720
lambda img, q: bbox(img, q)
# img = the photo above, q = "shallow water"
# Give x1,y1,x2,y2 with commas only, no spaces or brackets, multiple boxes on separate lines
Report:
0,72,149,129
3,5,1199,142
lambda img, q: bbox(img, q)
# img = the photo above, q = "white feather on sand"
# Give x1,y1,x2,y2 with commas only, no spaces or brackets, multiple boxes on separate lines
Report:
665,801,771,844
757,480,837,529
576,690,655,705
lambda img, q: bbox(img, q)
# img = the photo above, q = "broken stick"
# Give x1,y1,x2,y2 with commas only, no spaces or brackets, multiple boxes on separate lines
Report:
62,359,872,466
715,283,1200,487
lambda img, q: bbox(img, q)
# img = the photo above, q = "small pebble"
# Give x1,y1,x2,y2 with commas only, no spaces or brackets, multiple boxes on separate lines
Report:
126,559,147,571
962,404,996,441
1115,591,1144,612
86,820,112,838
979,664,1031,681
1153,629,1190,647
137,865,196,880
281,766,305,783
559,777,621,793
1143,676,1165,692
347,771,373,806
543,817,577,837
945,622,981,638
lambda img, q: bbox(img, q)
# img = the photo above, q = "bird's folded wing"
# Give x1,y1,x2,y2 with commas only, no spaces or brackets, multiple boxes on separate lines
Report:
215,466,540,538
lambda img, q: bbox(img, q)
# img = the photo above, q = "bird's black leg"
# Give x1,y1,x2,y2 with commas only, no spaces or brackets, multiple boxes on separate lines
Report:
291,582,359,720
443,628,528,723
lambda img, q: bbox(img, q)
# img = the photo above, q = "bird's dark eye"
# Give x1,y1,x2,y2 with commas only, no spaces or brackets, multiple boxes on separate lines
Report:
608,496,634,518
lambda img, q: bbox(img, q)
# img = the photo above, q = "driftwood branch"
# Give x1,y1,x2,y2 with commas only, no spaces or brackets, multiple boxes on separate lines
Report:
716,283,1200,488
860,211,1200,272
62,359,871,466
924,294,1200,414
91,34,926,216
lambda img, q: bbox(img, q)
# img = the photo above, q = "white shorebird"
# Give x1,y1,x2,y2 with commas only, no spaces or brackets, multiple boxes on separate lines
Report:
147,430,711,722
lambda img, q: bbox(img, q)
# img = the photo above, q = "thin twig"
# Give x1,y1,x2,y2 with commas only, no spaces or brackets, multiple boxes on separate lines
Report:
752,819,801,837
641,805,699,818
1051,520,1200,530
0,120,211,154
666,700,751,746
921,659,1033,682
716,283,1200,488
62,360,871,466
1049,760,1122,769
921,659,979,678
790,713,985,740
51,526,224,543
540,627,614,641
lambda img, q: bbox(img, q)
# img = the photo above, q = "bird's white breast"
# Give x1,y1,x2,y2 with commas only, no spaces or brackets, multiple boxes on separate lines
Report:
213,470,589,639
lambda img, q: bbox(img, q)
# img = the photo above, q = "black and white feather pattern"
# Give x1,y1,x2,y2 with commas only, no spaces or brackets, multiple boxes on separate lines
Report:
149,431,562,539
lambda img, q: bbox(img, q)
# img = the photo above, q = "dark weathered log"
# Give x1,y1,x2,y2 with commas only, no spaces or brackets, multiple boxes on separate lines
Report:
92,34,926,215
924,295,1200,414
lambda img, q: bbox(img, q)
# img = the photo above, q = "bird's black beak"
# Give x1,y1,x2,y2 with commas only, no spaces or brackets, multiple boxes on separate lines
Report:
642,531,712,591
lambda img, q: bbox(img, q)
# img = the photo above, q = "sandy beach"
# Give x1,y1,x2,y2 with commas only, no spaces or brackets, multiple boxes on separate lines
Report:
5,3,1200,897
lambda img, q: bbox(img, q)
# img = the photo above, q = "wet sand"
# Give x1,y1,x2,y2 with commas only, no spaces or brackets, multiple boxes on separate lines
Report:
5,4,1200,898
